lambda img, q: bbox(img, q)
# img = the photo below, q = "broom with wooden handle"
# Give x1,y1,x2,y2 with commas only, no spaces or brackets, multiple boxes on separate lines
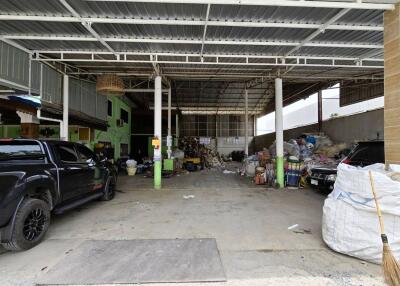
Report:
368,170,400,286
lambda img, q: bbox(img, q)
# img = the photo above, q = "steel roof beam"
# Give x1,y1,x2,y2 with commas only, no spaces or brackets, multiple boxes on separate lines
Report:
284,8,351,58
200,4,211,58
33,60,382,69
34,50,384,61
82,0,395,10
0,15,383,31
6,35,383,49
59,0,117,55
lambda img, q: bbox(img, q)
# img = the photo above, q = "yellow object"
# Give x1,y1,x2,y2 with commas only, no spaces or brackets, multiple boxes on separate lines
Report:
183,157,201,164
152,137,160,149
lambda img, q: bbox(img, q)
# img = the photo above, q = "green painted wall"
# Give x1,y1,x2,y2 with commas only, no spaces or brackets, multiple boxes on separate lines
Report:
37,96,132,160
92,96,131,160
0,125,21,138
0,125,81,142
0,97,131,160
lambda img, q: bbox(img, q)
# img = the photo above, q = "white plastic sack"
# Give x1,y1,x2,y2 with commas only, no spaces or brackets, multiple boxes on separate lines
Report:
322,163,400,264
126,159,137,167
172,149,184,159
245,160,258,177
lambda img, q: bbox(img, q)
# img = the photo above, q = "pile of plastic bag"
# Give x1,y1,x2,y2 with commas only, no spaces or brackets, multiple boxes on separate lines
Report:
240,155,259,177
322,163,400,264
269,140,300,158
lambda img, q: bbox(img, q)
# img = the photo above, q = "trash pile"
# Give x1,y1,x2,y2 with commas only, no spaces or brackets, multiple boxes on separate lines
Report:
242,133,349,187
178,137,225,171
269,134,349,176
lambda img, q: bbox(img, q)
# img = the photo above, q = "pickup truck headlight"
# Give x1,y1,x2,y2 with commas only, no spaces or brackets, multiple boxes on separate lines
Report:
327,174,337,181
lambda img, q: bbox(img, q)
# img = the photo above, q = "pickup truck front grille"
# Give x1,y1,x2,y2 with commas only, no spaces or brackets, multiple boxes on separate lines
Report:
311,173,328,180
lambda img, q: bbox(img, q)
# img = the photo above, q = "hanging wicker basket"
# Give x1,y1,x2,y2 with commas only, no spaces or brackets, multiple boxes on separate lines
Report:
96,74,125,96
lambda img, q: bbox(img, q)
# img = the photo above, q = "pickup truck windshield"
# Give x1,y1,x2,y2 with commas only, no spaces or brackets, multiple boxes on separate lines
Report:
0,141,44,160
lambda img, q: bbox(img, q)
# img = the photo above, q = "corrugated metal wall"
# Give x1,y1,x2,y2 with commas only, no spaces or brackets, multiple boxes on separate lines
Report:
69,78,107,121
0,41,30,89
181,114,254,137
96,92,108,121
340,80,383,107
0,41,107,122
30,61,41,94
41,64,62,104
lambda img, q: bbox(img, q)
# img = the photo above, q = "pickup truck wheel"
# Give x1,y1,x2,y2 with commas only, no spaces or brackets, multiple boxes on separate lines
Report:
2,198,50,251
100,177,115,201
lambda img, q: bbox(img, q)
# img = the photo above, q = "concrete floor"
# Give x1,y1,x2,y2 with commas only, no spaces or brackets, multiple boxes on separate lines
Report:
0,166,385,286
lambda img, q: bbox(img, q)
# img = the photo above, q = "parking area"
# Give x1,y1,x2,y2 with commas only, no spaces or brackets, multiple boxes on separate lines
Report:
0,168,384,286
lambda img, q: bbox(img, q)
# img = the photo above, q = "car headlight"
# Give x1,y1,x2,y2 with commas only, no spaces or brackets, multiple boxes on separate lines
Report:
327,174,337,181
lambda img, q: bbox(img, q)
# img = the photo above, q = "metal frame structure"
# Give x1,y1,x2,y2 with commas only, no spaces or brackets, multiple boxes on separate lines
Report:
0,15,385,31
0,0,394,114
77,0,395,10
32,51,383,69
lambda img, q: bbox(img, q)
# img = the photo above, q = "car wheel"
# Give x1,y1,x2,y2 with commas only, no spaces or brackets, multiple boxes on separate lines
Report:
100,176,116,201
2,198,50,251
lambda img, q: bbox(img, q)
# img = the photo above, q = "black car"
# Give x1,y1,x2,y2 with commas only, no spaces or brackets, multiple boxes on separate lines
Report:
308,140,385,192
0,139,117,251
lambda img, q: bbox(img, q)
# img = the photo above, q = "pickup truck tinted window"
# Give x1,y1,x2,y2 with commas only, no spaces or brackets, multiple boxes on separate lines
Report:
55,144,79,162
0,141,43,160
75,144,96,162
348,143,384,165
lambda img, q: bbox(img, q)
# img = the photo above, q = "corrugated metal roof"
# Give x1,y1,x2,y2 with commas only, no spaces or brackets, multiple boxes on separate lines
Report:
0,0,394,113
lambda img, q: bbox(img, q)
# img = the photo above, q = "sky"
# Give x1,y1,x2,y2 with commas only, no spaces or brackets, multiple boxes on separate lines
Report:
256,84,384,135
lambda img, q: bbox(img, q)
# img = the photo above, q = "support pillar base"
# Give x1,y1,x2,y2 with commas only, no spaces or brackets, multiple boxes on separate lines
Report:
154,161,162,189
276,156,285,188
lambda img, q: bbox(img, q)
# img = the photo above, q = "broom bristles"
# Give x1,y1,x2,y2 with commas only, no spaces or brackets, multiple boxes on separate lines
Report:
382,243,400,286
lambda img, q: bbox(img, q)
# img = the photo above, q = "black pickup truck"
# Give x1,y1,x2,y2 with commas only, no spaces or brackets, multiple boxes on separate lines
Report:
308,140,384,192
0,139,117,251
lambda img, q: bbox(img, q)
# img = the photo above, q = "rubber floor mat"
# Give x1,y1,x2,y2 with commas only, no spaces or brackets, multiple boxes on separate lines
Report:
37,238,226,285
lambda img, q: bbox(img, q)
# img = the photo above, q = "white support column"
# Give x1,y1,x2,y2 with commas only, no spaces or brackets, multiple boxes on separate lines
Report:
244,88,249,156
275,78,284,188
62,75,69,141
167,87,172,159
154,76,162,189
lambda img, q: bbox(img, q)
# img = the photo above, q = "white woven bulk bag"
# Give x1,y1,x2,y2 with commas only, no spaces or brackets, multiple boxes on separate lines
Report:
322,163,400,264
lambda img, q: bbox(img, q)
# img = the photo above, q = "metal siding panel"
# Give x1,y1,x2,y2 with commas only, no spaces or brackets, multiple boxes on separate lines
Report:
69,78,82,112
41,65,62,104
85,81,97,117
96,94,108,121
0,41,29,88
30,61,41,94
340,80,384,107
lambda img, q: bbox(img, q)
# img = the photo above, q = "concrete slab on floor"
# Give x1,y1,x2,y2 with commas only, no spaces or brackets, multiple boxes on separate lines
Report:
37,239,226,285
0,167,385,286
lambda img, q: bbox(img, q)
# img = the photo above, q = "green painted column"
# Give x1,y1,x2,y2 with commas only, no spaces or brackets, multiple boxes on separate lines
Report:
154,75,162,189
276,156,284,188
154,161,162,189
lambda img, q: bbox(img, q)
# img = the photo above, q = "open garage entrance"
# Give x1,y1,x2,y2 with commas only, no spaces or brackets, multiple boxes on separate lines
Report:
0,1,399,285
